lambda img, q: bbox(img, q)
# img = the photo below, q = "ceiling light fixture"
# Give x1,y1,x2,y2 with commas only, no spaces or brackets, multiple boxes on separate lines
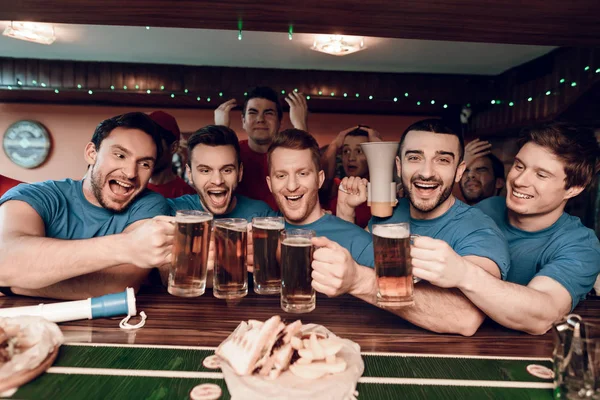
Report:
3,21,56,45
311,35,366,56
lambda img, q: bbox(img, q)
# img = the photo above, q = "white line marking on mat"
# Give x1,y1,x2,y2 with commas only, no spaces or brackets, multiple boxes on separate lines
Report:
64,342,217,351
46,367,553,389
357,377,554,389
47,367,223,379
361,352,552,362
63,343,551,361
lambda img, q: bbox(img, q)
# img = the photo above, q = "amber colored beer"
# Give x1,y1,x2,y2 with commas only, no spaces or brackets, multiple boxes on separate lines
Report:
213,218,248,299
280,230,315,314
168,210,213,297
372,223,413,307
252,217,285,294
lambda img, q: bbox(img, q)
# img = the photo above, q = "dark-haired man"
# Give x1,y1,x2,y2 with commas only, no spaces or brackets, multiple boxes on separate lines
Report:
321,126,381,228
459,139,505,205
147,111,195,198
0,112,174,300
168,125,273,220
471,122,600,334
214,87,308,210
330,119,510,336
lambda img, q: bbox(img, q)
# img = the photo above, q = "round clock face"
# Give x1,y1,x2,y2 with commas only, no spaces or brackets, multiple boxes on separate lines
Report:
3,120,51,169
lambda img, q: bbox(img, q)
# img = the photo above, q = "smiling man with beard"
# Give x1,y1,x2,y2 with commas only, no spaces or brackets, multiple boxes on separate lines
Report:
167,125,274,220
470,123,600,334
265,129,374,268
331,119,510,336
0,112,174,300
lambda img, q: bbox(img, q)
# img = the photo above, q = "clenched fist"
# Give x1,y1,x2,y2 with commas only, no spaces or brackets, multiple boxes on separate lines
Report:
126,216,175,268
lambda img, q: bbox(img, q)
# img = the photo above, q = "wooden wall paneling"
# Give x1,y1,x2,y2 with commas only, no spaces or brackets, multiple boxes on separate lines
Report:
73,61,87,91
0,59,14,86
37,60,50,89
98,62,112,90
61,61,74,89
49,60,62,88
122,63,138,92
13,59,27,87
112,63,124,91
25,59,37,87
86,62,101,89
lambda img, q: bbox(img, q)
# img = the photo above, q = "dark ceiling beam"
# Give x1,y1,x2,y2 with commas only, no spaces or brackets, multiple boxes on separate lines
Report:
1,0,599,46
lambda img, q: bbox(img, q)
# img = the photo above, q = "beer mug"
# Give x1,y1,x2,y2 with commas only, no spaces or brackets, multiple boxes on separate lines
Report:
553,314,600,399
280,229,316,314
372,222,414,307
213,218,248,300
252,216,285,295
168,210,213,297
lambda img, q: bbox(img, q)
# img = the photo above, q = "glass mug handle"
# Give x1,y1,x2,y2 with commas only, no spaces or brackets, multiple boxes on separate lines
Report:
409,234,421,284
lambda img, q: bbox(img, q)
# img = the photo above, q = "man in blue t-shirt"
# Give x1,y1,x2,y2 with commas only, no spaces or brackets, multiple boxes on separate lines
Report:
167,125,274,221
257,128,373,269
472,122,600,334
0,112,174,300
333,119,510,336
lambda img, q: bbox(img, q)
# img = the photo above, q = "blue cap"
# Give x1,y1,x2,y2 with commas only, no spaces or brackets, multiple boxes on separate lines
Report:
91,288,137,319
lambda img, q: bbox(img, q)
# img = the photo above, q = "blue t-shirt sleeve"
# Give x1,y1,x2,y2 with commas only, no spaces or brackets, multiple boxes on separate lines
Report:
353,240,375,268
0,182,60,228
454,227,511,280
126,191,171,227
535,243,600,311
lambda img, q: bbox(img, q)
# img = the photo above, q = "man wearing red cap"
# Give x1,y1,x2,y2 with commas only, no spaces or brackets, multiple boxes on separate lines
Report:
147,111,196,198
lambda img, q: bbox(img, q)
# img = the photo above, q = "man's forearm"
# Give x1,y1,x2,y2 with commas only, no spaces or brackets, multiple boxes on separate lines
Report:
11,264,149,300
350,265,485,336
336,201,356,224
459,264,563,335
0,234,132,289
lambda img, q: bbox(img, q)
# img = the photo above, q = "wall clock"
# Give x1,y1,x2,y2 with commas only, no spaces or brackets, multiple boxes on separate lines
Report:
2,120,51,169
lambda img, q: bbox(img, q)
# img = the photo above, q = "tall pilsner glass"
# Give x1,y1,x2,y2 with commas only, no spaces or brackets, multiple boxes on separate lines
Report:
213,218,248,299
252,217,285,294
372,223,414,307
280,229,316,313
168,210,213,297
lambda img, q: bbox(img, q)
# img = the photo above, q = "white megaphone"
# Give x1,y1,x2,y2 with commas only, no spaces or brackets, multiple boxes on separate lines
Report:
360,141,399,217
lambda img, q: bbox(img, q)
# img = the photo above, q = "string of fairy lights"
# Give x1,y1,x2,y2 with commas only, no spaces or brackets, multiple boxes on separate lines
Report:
0,65,597,110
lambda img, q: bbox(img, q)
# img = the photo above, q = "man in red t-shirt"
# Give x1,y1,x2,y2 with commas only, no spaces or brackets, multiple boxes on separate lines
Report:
214,87,308,210
147,111,196,198
320,126,381,228
0,175,23,198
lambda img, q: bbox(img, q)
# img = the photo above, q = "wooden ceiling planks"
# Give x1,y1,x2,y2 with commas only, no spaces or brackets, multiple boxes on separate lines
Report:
0,0,599,46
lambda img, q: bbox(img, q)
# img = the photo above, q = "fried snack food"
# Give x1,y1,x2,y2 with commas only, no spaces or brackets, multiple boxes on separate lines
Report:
216,316,347,380
0,316,63,391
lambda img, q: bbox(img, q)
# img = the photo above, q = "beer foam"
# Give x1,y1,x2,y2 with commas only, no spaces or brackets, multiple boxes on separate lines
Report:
176,215,213,223
215,220,247,232
282,237,312,247
372,224,410,239
253,221,285,230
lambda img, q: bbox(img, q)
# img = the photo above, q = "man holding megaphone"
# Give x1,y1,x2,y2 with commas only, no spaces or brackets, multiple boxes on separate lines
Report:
323,119,510,336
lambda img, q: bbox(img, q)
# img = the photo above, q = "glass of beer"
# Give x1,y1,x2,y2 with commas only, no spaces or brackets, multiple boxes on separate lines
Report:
168,210,213,297
252,216,285,295
372,222,413,307
280,229,316,314
213,218,248,299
